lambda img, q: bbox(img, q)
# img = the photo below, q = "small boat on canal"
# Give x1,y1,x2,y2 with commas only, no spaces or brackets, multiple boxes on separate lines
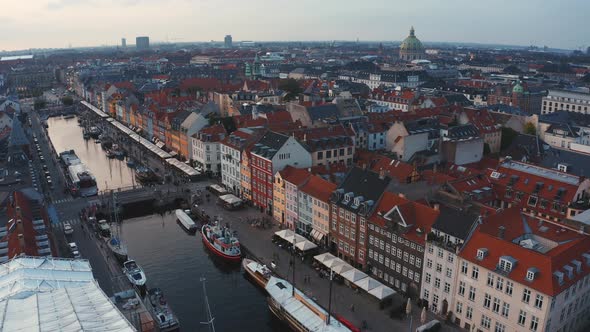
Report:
175,209,197,234
201,223,241,262
242,258,272,290
123,259,147,287
146,288,180,331
107,237,128,262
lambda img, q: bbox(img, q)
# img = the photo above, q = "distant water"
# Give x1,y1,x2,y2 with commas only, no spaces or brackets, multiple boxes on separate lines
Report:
121,212,282,332
46,116,136,190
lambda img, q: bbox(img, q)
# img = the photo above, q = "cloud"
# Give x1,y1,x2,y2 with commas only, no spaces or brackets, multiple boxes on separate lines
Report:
46,0,95,10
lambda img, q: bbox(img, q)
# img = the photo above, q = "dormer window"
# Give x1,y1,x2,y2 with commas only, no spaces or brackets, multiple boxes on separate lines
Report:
527,196,538,207
499,256,516,273
572,260,582,273
583,253,590,266
554,271,565,285
477,248,488,260
526,267,538,281
563,265,574,279
342,192,353,205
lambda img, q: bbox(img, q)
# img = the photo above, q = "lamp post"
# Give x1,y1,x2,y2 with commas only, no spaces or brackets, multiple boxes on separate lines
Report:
406,297,413,332
327,269,333,325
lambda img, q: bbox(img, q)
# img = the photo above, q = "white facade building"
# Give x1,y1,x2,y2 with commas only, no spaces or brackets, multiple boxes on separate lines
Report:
542,89,590,114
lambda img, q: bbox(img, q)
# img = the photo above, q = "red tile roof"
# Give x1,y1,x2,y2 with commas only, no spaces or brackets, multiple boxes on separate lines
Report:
279,166,311,186
356,151,417,183
299,175,337,202
370,192,439,245
461,207,590,296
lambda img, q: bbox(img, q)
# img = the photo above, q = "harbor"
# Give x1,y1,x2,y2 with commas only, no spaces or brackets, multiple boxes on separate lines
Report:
43,112,451,332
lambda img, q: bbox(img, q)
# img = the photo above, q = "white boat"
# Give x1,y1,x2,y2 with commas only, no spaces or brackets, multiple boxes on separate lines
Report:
123,260,147,287
175,209,197,234
147,288,180,331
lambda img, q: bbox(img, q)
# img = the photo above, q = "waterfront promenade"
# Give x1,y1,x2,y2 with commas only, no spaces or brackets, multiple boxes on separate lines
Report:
194,184,459,332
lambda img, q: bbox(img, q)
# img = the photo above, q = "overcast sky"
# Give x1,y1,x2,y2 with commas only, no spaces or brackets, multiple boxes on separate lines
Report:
2,0,588,51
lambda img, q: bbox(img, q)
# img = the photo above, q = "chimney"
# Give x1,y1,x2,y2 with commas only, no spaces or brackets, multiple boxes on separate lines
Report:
498,226,506,240
378,167,385,179
17,234,25,252
433,203,440,211
16,219,23,235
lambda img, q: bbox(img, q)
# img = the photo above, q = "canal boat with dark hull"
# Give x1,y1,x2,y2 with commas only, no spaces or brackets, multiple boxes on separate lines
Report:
135,166,159,184
107,237,128,262
242,258,272,291
146,288,180,331
265,276,353,332
201,223,241,262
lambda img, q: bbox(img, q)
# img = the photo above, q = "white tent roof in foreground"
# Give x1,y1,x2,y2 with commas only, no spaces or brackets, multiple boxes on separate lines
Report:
368,284,396,300
355,277,381,292
0,256,135,332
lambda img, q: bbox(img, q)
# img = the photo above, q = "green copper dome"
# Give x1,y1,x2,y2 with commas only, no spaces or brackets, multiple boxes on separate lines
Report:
512,82,524,94
400,27,424,52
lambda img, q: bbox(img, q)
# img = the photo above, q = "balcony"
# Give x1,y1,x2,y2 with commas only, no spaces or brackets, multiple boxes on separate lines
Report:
426,232,459,252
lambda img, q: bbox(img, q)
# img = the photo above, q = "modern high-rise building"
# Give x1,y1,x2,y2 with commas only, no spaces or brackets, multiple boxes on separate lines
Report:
224,35,233,48
136,36,150,50
121,38,126,47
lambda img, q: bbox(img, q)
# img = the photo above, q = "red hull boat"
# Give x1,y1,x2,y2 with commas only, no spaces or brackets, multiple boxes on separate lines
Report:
201,224,241,262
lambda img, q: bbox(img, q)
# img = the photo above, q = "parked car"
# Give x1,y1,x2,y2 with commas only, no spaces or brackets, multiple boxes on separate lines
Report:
63,223,73,235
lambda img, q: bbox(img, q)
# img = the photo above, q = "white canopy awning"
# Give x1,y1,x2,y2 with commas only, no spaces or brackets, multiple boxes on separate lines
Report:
341,269,368,283
331,263,353,275
324,257,348,270
355,277,381,291
368,285,396,300
219,194,242,205
275,229,296,240
166,158,199,176
313,252,336,264
295,240,317,251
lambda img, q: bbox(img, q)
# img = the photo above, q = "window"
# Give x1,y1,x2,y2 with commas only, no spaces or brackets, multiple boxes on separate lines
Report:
472,266,479,280
530,316,539,331
444,282,450,294
458,281,465,296
436,263,442,273
461,262,468,274
505,281,513,296
428,245,434,254
534,294,543,309
446,268,452,278
518,310,527,326
481,315,491,329
492,298,501,313
494,322,506,332
483,293,491,308
501,302,510,317
469,286,476,301
522,289,531,304
526,269,536,281
466,306,473,320
487,273,494,287
434,278,441,289
499,258,513,272
496,277,504,291
456,301,463,314
423,289,429,300
426,259,433,269
437,248,444,258
447,253,454,263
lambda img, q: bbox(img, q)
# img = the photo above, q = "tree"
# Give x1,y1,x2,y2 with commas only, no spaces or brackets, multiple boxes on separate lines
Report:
500,127,518,151
524,122,536,136
278,78,302,101
34,99,47,110
61,96,74,106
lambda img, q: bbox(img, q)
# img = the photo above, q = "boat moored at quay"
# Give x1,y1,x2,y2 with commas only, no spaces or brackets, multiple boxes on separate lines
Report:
175,209,197,234
59,150,98,197
201,223,241,262
242,258,273,291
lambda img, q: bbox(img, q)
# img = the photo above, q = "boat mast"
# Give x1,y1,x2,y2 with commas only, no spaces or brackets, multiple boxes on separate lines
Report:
200,277,216,332
291,237,296,296
327,269,333,325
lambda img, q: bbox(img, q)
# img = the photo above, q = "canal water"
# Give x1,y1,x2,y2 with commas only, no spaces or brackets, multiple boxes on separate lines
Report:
47,116,281,331
47,115,136,191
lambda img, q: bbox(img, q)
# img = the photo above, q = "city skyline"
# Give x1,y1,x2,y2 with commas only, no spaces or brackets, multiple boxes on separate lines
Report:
2,0,589,51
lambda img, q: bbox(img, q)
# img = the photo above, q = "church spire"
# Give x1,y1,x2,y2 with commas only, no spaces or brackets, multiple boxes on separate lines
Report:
410,26,415,37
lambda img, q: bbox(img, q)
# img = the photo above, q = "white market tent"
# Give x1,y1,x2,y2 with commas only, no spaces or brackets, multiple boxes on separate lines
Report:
0,256,135,331
368,285,396,300
219,194,243,206
275,229,296,239
295,240,317,251
324,257,348,270
110,120,134,135
314,252,336,264
166,158,199,176
355,277,381,292
81,101,109,118
341,269,368,283
331,263,353,275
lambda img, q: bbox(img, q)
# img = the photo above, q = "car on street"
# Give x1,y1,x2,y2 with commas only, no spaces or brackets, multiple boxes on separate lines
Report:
63,223,74,235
